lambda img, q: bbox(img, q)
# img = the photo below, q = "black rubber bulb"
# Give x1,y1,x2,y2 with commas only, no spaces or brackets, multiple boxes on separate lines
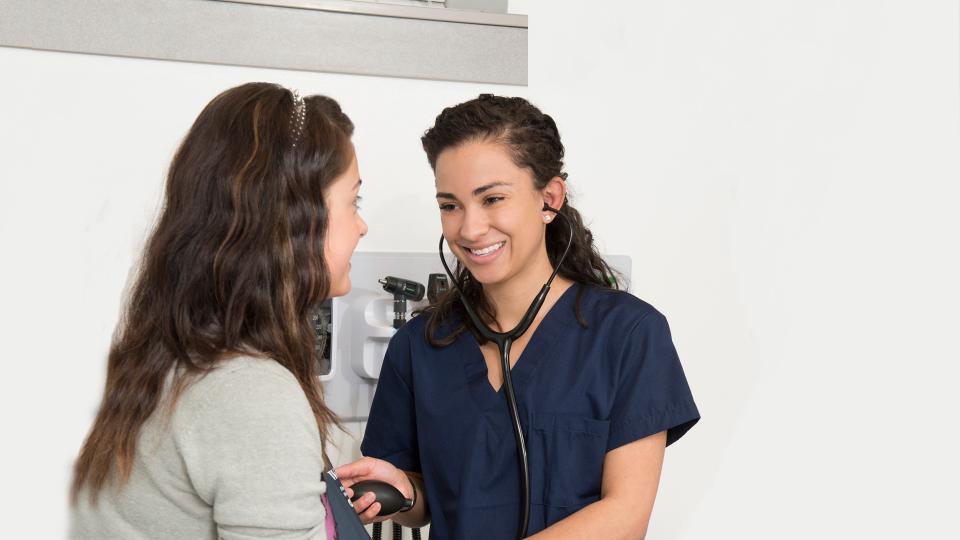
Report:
349,480,412,516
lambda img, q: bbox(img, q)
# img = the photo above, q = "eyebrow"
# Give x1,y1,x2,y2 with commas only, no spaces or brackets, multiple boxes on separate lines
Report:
436,181,511,200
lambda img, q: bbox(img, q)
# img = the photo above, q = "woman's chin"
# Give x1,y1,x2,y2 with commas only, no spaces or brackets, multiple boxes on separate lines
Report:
466,266,509,287
328,277,351,298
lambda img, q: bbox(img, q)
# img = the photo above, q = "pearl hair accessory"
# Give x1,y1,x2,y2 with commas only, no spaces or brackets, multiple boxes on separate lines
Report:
290,89,306,148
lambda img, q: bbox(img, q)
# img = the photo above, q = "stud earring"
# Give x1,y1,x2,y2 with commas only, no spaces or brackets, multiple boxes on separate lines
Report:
543,214,553,222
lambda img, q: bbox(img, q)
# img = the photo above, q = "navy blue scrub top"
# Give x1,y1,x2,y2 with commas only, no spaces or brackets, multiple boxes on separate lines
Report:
361,284,700,539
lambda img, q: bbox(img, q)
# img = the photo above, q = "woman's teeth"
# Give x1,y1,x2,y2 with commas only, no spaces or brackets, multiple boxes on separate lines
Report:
470,242,505,256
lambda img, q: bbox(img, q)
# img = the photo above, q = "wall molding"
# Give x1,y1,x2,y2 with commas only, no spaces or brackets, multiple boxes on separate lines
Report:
0,0,527,85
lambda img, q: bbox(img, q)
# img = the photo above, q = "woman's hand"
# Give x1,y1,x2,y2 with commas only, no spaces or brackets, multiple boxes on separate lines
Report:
335,457,414,524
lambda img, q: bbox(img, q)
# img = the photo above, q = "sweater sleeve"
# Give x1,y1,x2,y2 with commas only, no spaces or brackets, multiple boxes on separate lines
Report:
174,359,328,540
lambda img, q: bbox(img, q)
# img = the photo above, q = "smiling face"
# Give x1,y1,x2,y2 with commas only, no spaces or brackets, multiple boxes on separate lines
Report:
435,139,563,288
323,150,367,298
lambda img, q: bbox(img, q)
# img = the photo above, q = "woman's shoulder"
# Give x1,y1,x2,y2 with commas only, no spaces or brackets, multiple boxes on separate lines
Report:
578,284,665,329
213,354,297,377
392,309,439,347
187,355,299,394
394,285,666,343
173,356,312,428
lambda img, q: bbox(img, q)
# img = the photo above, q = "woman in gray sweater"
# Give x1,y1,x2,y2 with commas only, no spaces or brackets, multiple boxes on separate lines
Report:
70,82,368,540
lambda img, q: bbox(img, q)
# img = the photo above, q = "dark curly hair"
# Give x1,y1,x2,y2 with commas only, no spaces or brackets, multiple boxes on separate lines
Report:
421,94,620,346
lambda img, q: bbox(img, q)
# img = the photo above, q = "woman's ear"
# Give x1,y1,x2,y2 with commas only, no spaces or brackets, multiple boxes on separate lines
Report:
541,176,567,212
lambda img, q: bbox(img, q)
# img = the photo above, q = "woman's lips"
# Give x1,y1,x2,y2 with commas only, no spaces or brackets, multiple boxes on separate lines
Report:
460,241,505,264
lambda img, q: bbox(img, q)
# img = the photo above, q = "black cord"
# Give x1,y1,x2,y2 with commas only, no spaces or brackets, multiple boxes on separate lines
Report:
437,204,573,539
372,522,382,540
392,522,402,540
499,337,530,538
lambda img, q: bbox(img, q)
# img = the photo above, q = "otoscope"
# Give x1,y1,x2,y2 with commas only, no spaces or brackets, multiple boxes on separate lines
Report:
439,204,573,539
379,276,426,329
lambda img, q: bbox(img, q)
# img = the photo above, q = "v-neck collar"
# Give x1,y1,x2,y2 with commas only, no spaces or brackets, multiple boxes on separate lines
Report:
458,283,581,412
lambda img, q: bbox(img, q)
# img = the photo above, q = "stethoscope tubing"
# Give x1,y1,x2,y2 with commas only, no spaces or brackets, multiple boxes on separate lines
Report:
438,204,572,539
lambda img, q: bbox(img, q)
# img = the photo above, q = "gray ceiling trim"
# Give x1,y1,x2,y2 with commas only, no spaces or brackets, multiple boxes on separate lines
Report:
219,0,524,27
0,0,527,85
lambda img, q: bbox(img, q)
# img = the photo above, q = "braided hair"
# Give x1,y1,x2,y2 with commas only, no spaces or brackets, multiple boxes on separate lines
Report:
421,94,620,347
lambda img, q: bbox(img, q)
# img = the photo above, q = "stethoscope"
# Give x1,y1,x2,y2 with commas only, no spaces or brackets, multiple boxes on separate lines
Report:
438,203,573,540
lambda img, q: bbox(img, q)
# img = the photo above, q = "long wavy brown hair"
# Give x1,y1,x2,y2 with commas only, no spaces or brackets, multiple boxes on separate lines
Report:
421,94,621,346
71,82,353,502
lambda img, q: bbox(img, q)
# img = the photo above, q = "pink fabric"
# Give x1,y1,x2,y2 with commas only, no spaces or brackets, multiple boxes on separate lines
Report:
321,493,337,540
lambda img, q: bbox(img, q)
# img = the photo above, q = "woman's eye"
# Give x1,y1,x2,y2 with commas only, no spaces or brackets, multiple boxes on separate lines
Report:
483,196,504,206
353,196,362,210
438,203,457,212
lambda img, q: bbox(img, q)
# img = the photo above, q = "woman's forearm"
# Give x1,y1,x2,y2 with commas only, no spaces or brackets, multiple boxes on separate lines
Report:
526,496,651,540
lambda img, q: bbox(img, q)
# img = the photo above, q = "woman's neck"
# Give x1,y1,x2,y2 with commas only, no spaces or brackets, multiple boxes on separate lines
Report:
483,254,572,331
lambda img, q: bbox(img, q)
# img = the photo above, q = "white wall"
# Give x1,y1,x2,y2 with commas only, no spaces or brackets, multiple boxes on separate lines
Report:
510,0,960,538
1,1,958,538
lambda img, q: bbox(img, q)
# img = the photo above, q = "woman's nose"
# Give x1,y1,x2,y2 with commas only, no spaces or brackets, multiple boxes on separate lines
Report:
358,215,369,238
459,208,488,240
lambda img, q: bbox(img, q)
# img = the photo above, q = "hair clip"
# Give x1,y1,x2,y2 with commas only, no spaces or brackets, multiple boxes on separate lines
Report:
291,89,306,148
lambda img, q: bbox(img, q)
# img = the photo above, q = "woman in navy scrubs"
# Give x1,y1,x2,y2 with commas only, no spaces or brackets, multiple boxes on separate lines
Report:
338,95,699,539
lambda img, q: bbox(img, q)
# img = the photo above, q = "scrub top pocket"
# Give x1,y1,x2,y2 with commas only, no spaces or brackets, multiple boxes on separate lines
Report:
530,413,610,511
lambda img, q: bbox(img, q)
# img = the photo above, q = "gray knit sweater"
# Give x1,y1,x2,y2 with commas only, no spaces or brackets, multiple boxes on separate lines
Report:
70,356,329,539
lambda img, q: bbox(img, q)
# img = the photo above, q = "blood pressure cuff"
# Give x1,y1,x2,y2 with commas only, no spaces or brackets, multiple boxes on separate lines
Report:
323,470,372,540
